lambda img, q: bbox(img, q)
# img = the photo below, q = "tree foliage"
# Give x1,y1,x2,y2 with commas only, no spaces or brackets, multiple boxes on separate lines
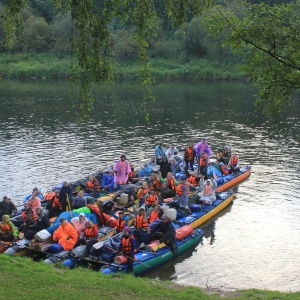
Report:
204,0,300,115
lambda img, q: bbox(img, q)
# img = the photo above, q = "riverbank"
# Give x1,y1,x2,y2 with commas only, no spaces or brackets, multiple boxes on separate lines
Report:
1,255,299,300
0,53,247,80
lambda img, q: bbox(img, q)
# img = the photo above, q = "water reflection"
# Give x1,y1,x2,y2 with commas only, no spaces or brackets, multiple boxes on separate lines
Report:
0,79,300,292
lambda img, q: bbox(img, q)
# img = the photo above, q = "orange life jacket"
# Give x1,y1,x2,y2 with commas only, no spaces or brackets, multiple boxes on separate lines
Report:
121,235,135,255
0,222,12,233
231,156,238,165
116,219,126,232
185,147,194,161
166,177,175,190
84,224,98,238
22,209,37,221
188,175,197,186
137,187,148,199
135,214,149,229
221,165,229,175
52,196,62,208
44,191,55,201
145,194,157,205
200,157,207,167
87,181,94,188
176,183,189,196
148,211,159,223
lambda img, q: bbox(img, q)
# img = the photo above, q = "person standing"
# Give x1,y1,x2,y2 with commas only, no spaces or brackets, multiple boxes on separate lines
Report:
184,142,196,171
154,142,166,159
59,180,73,212
114,155,131,190
176,174,191,214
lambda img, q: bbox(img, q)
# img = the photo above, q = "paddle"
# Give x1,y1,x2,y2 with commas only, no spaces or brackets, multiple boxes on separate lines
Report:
66,195,72,218
106,246,150,268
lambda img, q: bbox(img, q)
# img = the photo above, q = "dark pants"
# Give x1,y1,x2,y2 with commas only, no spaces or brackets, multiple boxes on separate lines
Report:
200,166,207,178
125,252,134,274
185,160,194,171
230,165,240,174
48,207,63,218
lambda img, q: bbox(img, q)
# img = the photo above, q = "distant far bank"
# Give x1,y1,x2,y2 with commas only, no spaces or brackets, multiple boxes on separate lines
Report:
0,53,247,81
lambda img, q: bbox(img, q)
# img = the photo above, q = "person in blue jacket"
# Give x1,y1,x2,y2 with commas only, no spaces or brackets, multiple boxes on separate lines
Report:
23,187,44,203
154,142,166,159
102,170,114,192
139,163,152,177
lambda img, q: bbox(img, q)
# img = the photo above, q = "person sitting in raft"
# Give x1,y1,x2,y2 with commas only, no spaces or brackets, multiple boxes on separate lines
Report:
74,220,98,257
159,172,178,197
50,218,78,252
147,205,162,224
199,178,217,205
128,169,140,184
170,157,181,178
228,152,240,174
117,226,136,273
0,196,17,219
148,155,159,172
176,174,192,215
59,180,73,212
23,187,44,203
46,189,63,218
139,163,152,178
154,142,166,159
137,182,149,205
86,175,100,198
144,188,159,209
23,207,50,240
20,203,37,232
26,191,42,212
156,156,171,179
71,213,88,239
147,214,178,255
199,151,209,179
115,211,129,233
216,149,225,164
184,142,196,171
114,155,131,191
72,190,87,209
184,167,201,190
219,162,230,175
166,143,178,157
0,215,19,242
195,138,211,160
102,170,115,192
149,173,162,190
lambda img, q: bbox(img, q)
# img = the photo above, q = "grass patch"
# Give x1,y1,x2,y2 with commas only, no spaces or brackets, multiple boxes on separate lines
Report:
0,53,247,81
1,255,299,300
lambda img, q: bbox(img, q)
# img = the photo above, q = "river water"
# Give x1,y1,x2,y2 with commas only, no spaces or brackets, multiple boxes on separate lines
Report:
0,79,299,292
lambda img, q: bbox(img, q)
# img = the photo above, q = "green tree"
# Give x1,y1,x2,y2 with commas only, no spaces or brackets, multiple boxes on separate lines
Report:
204,0,300,115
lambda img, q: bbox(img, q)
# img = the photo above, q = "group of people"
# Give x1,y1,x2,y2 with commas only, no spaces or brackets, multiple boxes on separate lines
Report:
0,139,242,273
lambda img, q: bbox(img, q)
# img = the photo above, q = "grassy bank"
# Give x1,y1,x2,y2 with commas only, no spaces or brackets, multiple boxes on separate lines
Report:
0,53,247,80
1,255,299,300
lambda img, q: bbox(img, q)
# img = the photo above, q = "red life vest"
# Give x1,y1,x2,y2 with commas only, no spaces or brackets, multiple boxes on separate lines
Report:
116,219,126,232
0,222,12,233
148,211,159,223
137,187,148,199
188,176,197,186
135,214,149,229
121,235,135,255
176,183,189,196
200,157,207,167
166,178,175,190
145,194,157,205
84,225,98,238
186,148,194,160
44,192,55,201
87,181,94,188
52,196,62,208
231,156,238,165
22,209,37,221
221,165,229,175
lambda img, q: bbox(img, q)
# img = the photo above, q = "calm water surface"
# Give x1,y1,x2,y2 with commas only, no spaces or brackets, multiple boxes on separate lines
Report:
0,79,299,292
